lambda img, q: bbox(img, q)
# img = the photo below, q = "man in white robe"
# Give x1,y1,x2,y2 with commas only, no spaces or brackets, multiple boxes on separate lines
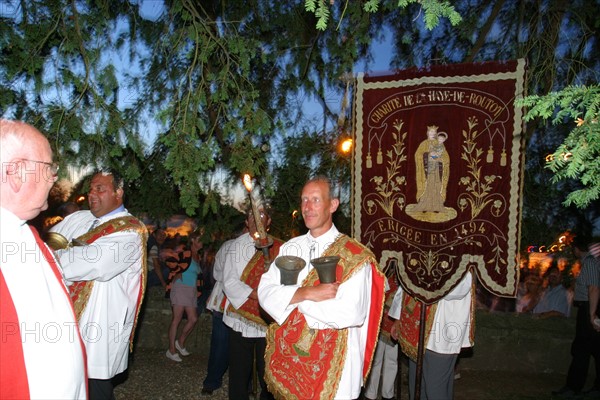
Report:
0,119,87,399
258,176,385,400
51,171,147,400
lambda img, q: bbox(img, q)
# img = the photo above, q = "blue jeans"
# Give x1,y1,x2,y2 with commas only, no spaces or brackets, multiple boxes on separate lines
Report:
202,312,230,390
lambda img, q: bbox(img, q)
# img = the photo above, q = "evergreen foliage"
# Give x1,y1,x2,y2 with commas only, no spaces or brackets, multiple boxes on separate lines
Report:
1,0,599,244
520,85,600,209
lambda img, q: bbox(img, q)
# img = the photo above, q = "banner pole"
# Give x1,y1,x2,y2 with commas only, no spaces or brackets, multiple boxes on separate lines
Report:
415,301,427,399
396,343,402,399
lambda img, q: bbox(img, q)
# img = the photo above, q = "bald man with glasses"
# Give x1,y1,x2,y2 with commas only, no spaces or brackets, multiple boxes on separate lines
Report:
0,119,87,399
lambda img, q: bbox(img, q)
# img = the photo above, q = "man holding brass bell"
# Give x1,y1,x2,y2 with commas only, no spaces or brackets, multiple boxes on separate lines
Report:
0,119,87,399
50,170,147,400
223,207,283,400
258,176,386,400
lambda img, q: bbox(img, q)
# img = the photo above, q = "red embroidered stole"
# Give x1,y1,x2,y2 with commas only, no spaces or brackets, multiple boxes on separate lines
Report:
0,271,30,399
264,235,385,400
68,216,147,351
227,237,283,326
398,294,437,362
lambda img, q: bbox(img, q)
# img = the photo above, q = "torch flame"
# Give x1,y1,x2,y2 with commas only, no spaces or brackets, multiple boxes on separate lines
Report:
243,174,252,192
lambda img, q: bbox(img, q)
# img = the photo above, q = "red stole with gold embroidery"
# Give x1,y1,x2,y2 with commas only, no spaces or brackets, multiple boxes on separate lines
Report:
227,237,283,326
68,216,147,351
264,235,385,400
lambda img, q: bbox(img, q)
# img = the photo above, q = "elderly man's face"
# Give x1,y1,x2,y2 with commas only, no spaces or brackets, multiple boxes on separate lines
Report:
17,134,58,220
88,174,123,217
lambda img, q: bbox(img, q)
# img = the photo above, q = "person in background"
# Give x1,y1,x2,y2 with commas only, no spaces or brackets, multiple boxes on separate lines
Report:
553,234,600,398
59,201,80,218
362,269,400,400
390,271,474,400
201,236,236,395
223,207,282,400
0,119,87,399
258,176,385,400
516,272,543,313
165,233,201,362
591,241,600,260
147,227,168,288
533,262,572,318
197,243,215,315
51,170,147,400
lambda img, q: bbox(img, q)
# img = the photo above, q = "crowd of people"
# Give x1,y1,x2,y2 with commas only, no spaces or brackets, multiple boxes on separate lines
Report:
475,252,581,318
2,117,600,400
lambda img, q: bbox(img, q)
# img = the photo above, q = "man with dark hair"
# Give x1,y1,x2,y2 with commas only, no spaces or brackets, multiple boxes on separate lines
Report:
533,263,572,318
553,234,600,398
223,207,282,400
51,170,148,400
1,119,87,399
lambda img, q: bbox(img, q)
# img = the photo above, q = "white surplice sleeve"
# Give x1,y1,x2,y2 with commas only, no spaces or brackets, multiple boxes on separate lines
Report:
57,230,142,282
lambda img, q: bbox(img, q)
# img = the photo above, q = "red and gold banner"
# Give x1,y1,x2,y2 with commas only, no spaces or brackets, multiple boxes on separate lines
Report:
352,60,526,303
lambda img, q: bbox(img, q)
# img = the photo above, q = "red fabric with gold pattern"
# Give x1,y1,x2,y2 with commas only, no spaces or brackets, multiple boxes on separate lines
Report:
398,293,437,362
227,237,283,326
265,235,385,400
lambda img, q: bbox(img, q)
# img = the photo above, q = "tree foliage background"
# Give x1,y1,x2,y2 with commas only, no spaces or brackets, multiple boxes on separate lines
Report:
1,0,598,247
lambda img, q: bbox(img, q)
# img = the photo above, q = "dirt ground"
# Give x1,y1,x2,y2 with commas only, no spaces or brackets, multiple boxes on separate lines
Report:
114,348,567,400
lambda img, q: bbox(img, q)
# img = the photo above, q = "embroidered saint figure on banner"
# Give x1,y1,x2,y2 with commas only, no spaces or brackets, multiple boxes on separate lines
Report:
406,125,457,223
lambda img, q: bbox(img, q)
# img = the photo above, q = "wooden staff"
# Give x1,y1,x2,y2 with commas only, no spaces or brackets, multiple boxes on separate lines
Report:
415,301,427,400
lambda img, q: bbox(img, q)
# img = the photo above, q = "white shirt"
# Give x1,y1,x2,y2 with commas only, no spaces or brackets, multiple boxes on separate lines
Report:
222,232,266,337
205,238,234,313
258,224,373,400
1,207,87,399
389,271,474,354
51,209,144,379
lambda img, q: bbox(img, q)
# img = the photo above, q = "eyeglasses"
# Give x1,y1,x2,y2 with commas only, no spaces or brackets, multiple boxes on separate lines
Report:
20,159,60,177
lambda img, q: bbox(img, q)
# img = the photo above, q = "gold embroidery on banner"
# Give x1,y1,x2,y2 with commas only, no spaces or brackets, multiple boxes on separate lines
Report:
457,116,504,220
366,119,408,218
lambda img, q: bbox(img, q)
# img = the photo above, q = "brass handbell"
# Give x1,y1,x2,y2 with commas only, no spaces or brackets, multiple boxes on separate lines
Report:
46,232,70,250
46,232,86,250
311,256,340,283
274,256,306,285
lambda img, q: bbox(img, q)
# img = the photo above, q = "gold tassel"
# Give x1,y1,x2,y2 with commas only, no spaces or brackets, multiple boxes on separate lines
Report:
377,148,383,164
500,149,507,166
366,153,372,168
486,147,494,163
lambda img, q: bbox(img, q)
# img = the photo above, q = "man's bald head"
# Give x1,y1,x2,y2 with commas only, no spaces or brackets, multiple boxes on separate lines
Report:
1,119,57,220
